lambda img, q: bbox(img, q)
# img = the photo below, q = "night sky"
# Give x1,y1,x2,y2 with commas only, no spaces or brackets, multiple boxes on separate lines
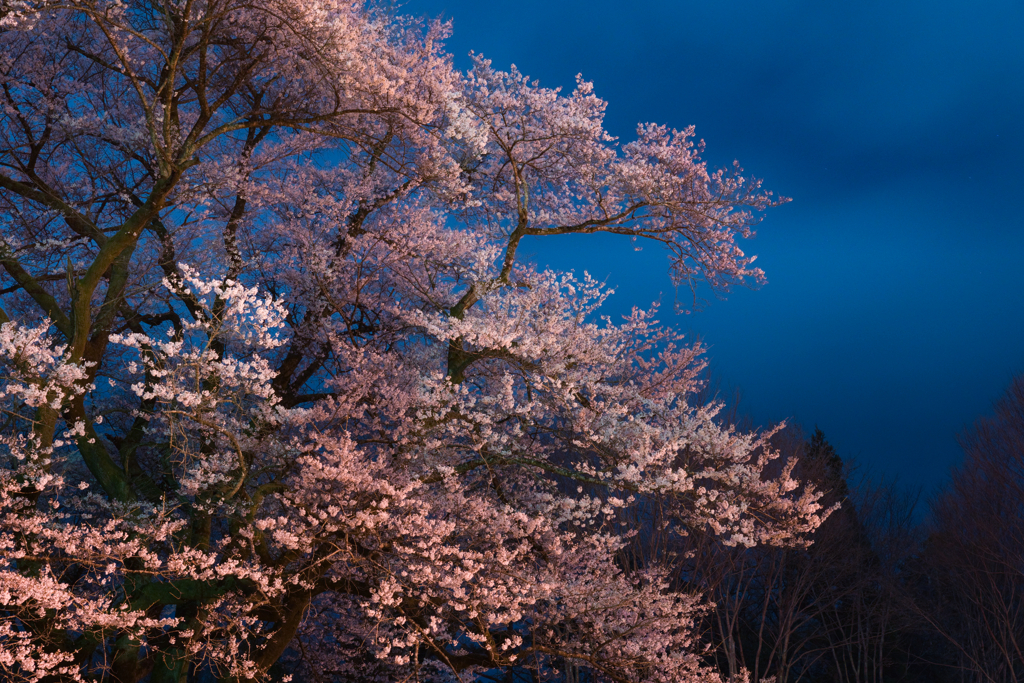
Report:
410,0,1024,494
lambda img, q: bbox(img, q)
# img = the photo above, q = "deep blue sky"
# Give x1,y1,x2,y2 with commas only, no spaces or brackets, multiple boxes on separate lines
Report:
409,0,1024,493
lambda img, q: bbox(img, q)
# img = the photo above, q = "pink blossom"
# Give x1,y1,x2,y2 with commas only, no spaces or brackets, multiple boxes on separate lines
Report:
0,1,820,681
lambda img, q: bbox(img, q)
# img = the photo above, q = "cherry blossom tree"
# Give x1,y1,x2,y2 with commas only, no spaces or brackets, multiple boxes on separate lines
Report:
0,1,827,681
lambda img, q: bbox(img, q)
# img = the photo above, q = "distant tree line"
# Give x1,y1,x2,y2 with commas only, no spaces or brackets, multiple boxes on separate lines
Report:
607,374,1024,683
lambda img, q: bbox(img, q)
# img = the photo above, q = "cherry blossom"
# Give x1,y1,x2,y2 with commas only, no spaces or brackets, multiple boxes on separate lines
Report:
0,1,824,680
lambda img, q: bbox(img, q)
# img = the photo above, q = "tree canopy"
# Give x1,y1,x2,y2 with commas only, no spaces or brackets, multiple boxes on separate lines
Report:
0,1,825,681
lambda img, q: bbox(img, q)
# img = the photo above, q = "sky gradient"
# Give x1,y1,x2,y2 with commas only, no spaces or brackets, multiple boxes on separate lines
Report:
410,0,1024,494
